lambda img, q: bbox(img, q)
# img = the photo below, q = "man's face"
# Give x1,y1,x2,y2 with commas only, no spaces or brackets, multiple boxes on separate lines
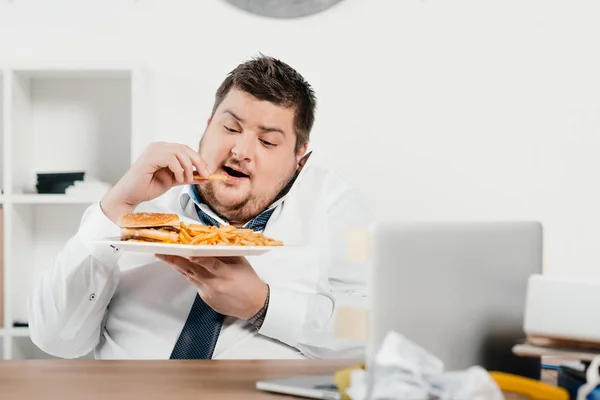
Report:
197,89,307,225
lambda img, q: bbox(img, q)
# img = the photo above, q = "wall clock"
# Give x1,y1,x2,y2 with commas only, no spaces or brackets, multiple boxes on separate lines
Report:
223,0,345,19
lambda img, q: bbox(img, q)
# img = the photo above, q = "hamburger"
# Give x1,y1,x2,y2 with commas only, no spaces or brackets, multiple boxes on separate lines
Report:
118,212,180,243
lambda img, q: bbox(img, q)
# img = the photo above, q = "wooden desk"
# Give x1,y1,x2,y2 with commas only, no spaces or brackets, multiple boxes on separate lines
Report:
0,359,559,399
0,360,357,399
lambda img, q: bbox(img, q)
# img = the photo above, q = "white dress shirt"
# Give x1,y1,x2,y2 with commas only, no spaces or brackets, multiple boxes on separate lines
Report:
28,157,373,360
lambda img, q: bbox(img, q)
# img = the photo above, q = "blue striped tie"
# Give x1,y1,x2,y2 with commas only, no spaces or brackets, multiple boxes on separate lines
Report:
169,293,223,359
169,205,275,359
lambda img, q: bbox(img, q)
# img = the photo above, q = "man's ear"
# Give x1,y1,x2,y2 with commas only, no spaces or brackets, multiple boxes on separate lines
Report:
296,149,311,174
295,142,308,164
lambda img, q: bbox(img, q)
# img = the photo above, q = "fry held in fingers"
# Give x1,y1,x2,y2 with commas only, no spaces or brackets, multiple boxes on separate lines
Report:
192,171,229,182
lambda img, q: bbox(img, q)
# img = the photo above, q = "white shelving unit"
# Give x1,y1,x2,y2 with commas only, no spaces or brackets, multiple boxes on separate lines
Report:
11,194,107,204
0,61,151,360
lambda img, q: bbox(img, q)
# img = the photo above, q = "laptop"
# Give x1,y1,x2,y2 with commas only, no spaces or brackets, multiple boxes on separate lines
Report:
256,221,543,399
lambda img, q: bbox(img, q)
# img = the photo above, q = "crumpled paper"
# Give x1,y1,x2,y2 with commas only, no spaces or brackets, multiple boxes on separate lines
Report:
577,354,600,400
346,331,504,400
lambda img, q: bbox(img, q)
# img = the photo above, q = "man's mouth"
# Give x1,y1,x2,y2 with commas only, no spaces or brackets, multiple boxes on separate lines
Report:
222,165,250,179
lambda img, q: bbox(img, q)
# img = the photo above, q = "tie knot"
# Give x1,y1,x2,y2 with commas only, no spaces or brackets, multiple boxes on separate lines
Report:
195,206,275,232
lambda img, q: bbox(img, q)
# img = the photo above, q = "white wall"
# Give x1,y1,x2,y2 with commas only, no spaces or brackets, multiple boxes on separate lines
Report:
1,0,600,279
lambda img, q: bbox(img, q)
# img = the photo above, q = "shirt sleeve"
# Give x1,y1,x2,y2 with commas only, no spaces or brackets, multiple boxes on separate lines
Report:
258,189,373,359
28,202,123,359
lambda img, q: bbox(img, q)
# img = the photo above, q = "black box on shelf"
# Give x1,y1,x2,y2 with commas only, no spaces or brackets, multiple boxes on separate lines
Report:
36,172,85,194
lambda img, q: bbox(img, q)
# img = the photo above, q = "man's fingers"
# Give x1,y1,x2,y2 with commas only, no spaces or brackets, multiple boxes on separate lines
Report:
216,256,244,265
189,263,215,281
156,254,189,274
175,152,195,184
167,157,185,184
156,254,215,281
184,147,211,178
190,257,229,275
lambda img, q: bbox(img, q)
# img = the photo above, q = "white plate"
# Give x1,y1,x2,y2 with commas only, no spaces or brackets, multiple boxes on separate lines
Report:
94,237,281,257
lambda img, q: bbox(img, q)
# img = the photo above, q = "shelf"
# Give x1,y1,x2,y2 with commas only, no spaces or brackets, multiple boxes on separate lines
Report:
9,327,29,337
0,62,142,360
9,70,132,195
1,70,4,194
0,327,30,337
11,203,90,324
6,60,136,79
11,194,101,204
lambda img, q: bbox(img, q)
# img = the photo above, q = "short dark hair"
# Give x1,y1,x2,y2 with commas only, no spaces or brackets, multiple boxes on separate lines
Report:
212,54,316,152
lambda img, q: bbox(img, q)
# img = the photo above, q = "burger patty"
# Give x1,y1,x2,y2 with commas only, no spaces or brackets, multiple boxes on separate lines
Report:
157,226,179,232
121,237,162,242
120,227,180,243
121,226,181,233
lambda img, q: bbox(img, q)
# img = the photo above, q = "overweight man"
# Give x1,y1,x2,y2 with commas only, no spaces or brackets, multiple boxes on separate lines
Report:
28,55,373,360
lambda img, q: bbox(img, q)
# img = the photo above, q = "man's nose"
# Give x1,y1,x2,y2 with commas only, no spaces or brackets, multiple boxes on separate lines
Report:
231,134,255,161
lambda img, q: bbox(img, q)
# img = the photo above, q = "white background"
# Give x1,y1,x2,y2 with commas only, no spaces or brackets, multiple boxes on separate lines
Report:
1,0,600,279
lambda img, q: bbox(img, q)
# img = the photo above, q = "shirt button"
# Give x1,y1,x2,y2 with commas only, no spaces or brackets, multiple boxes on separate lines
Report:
89,293,96,301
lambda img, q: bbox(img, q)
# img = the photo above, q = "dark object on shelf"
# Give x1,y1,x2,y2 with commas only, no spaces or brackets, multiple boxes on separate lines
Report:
13,321,29,327
36,172,85,194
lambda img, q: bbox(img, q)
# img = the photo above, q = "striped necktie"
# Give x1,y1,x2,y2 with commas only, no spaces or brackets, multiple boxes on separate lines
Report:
169,205,274,359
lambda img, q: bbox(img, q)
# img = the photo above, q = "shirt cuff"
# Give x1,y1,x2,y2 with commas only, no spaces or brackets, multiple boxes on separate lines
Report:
258,285,308,347
76,202,123,267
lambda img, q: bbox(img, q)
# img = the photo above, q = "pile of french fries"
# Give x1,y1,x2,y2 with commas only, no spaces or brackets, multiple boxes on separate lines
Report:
178,223,283,246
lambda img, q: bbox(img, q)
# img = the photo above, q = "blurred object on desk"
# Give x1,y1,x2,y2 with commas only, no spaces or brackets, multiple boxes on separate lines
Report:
524,275,600,347
555,361,600,399
342,331,504,400
516,274,600,400
369,221,542,379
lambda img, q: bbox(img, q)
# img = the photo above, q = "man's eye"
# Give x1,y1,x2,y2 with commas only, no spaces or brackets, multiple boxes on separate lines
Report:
224,126,239,133
260,139,276,147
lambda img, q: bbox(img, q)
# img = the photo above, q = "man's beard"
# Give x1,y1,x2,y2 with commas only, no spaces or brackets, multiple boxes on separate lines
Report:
196,165,295,225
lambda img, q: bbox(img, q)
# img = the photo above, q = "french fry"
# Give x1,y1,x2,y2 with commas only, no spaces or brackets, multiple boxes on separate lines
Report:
175,221,283,247
192,172,229,182
181,227,193,242
190,234,206,245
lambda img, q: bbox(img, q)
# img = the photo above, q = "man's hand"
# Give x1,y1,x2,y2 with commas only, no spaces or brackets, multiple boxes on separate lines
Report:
156,255,268,320
101,142,212,224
